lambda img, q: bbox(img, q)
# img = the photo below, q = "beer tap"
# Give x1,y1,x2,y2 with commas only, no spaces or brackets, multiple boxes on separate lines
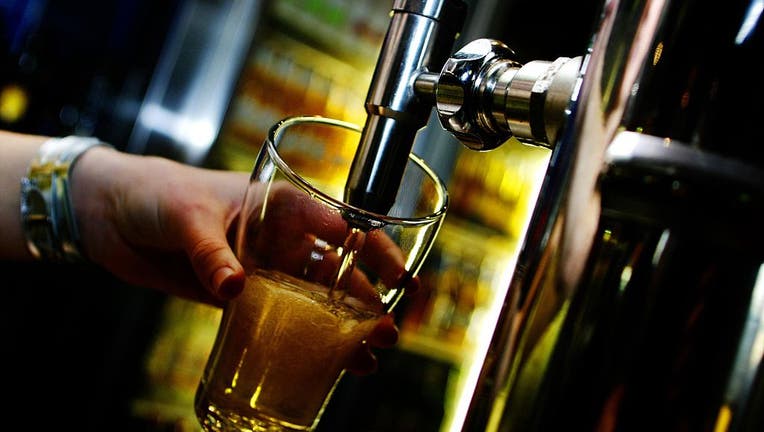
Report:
348,1,764,431
414,38,581,151
345,0,582,215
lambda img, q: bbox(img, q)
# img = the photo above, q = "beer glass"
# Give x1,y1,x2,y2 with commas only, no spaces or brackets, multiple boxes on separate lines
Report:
194,116,448,431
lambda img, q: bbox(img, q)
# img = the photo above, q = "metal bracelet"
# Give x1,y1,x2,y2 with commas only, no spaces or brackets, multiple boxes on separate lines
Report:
20,136,113,263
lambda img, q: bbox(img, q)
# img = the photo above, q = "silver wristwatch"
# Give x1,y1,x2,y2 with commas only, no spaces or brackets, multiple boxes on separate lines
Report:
20,136,113,262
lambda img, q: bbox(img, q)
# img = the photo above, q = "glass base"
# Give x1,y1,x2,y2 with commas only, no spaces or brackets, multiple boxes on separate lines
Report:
196,401,315,432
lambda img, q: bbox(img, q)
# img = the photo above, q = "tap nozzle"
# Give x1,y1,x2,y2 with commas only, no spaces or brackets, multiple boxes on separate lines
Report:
344,0,466,215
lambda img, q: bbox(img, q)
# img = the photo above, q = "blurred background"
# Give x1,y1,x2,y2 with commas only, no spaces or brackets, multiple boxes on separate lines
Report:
0,0,598,430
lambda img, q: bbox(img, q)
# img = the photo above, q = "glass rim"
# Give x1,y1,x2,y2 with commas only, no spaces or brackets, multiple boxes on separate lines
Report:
265,115,449,227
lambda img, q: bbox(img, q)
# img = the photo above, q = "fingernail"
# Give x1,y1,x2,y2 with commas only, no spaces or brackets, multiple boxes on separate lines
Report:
215,267,244,299
373,316,399,347
377,327,398,347
347,348,377,376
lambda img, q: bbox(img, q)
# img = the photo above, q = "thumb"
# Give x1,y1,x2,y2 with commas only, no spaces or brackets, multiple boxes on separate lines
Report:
208,254,246,300
185,221,245,301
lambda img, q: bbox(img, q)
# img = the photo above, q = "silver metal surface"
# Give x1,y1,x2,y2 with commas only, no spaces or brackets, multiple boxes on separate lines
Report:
344,0,764,430
413,38,582,150
432,38,520,150
344,0,466,214
346,2,584,214
458,0,764,430
126,0,262,165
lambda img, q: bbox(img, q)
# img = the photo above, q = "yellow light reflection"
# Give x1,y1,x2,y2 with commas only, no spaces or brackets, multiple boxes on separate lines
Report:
227,347,247,395
0,84,29,123
713,405,732,432
653,41,663,66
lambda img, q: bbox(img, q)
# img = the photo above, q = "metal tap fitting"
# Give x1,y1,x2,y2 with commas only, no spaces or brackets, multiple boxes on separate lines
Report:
416,38,583,150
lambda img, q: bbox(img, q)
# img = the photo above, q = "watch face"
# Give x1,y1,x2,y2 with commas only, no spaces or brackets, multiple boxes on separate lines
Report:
20,177,53,260
21,179,46,220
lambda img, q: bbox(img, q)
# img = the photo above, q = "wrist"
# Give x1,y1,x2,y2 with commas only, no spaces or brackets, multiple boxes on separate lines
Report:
20,136,113,262
0,132,46,260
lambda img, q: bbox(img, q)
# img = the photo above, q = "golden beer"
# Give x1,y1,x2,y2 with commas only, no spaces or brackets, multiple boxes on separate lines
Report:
195,269,381,431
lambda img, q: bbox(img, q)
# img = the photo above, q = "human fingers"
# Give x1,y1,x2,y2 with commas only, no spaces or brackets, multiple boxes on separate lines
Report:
367,313,399,348
172,193,245,301
85,227,224,306
253,181,419,304
122,247,225,305
346,342,378,375
266,182,413,280
188,227,246,300
345,314,398,376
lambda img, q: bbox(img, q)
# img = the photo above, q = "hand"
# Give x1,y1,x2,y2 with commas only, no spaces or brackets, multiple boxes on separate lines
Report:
71,147,249,305
70,149,403,375
242,180,420,311
347,313,399,375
